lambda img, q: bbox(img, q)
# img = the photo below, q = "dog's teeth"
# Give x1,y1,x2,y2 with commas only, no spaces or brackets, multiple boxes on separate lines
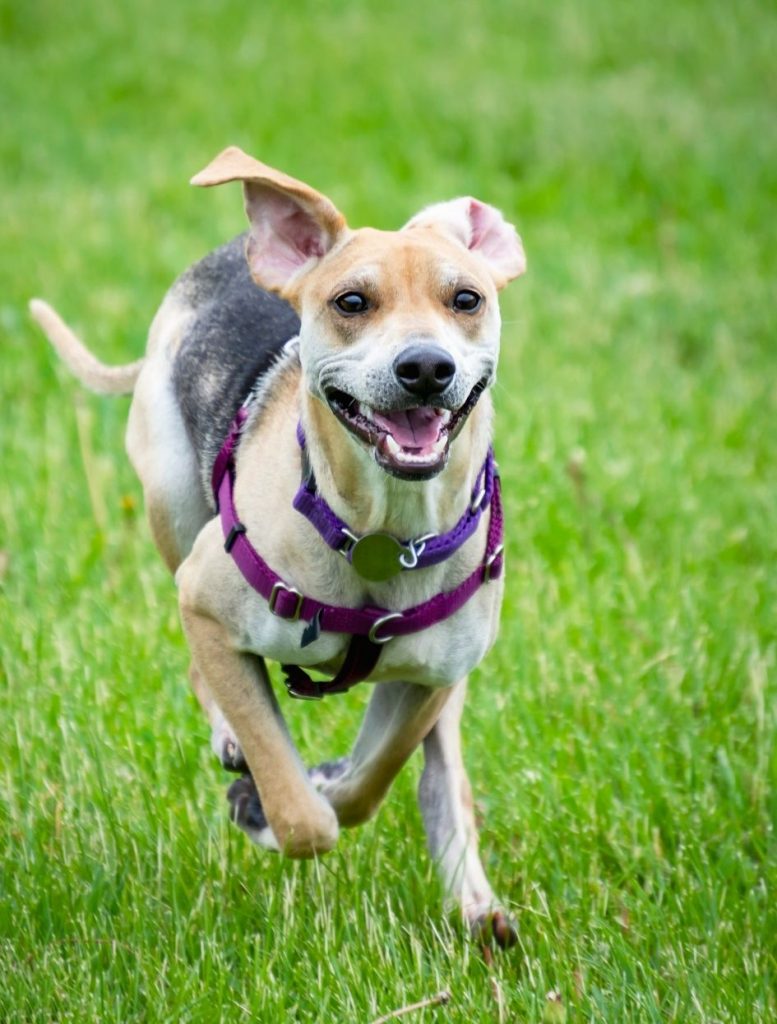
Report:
383,431,447,466
359,403,374,421
439,410,452,426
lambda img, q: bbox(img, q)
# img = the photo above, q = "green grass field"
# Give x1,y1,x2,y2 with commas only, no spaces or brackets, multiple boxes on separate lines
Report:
1,0,775,1020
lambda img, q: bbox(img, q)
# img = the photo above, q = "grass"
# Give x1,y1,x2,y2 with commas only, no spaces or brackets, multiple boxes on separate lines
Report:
1,0,776,1019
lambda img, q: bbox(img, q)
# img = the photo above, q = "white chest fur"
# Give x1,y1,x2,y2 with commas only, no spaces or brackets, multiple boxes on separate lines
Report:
180,509,504,690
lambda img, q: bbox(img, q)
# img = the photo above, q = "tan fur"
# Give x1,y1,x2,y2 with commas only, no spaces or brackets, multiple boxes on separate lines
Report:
125,295,208,571
29,299,144,395
292,227,497,323
190,146,346,242
320,682,451,827
36,149,525,941
180,608,339,855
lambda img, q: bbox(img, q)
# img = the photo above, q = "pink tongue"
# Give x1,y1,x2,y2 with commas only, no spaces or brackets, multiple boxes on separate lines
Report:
372,407,444,449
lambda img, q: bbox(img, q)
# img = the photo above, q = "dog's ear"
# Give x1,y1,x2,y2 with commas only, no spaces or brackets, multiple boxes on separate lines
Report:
404,198,526,289
191,147,347,294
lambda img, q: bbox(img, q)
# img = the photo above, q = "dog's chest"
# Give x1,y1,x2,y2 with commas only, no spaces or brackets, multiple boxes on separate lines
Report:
224,553,504,689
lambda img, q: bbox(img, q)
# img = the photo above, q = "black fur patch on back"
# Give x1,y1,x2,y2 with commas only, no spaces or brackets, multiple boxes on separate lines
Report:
171,234,301,479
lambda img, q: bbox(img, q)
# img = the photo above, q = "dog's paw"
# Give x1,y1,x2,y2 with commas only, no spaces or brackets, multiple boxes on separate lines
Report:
226,771,339,857
468,906,519,949
226,774,279,851
211,716,248,773
308,756,350,789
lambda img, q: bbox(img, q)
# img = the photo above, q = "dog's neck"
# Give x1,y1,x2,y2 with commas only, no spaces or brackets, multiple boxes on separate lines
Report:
299,389,494,540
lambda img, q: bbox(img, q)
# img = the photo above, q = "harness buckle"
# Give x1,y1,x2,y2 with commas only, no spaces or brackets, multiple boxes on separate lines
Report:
268,581,304,621
284,677,323,700
367,612,403,644
483,544,504,583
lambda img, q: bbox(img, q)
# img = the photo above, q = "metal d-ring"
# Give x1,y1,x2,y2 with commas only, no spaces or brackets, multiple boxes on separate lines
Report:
367,612,403,644
339,528,358,558
483,544,504,582
399,532,437,570
470,485,486,513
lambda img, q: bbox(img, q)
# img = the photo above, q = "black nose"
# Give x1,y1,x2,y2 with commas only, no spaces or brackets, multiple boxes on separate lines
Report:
393,345,456,398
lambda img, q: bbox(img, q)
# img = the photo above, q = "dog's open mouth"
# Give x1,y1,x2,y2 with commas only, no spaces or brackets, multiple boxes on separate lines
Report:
325,379,488,479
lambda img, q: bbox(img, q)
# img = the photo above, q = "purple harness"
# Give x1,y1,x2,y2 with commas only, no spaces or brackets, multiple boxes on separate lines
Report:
211,405,504,699
293,422,498,577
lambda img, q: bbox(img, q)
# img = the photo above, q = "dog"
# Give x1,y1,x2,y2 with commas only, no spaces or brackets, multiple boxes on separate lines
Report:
30,147,526,946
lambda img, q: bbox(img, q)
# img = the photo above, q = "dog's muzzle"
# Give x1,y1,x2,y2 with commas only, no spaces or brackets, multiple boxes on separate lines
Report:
324,374,490,480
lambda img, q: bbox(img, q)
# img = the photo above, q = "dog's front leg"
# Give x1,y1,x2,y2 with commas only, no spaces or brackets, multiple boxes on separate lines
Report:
180,608,339,858
418,678,518,947
187,660,248,772
314,681,451,827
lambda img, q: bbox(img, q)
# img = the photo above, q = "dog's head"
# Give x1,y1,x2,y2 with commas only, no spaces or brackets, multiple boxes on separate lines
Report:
193,147,526,480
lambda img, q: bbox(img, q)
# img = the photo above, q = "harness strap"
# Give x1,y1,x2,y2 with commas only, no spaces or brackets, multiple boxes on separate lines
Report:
292,422,497,570
211,405,249,500
217,466,503,638
281,634,383,700
212,409,504,697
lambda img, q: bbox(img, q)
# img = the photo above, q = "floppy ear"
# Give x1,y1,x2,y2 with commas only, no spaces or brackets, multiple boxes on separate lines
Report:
191,146,348,294
404,197,526,289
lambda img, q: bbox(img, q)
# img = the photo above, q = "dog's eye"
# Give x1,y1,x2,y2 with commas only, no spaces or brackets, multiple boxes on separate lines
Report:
452,289,482,313
333,292,370,315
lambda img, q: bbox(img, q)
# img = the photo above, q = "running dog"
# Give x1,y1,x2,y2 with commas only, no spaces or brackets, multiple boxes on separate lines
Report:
30,147,526,945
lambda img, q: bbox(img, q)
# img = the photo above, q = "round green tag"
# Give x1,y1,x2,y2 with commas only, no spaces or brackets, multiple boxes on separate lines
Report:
350,532,405,582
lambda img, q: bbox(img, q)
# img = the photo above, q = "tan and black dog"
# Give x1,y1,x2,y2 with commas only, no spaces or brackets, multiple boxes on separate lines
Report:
31,147,526,945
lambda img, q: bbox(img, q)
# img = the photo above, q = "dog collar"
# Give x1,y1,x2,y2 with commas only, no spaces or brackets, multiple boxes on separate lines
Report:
292,422,496,582
211,405,504,700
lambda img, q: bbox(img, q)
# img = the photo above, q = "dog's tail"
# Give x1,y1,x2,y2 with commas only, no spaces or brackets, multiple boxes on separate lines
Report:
29,299,144,396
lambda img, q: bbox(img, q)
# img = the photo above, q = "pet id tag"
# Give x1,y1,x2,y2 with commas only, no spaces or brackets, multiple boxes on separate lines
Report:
350,532,405,582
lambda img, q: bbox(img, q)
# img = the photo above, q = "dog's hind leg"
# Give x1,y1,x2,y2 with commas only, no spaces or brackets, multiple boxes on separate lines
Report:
126,342,211,574
418,678,518,948
312,681,451,827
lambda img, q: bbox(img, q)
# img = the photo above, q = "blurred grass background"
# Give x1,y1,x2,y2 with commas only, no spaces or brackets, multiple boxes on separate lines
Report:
1,0,775,1020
